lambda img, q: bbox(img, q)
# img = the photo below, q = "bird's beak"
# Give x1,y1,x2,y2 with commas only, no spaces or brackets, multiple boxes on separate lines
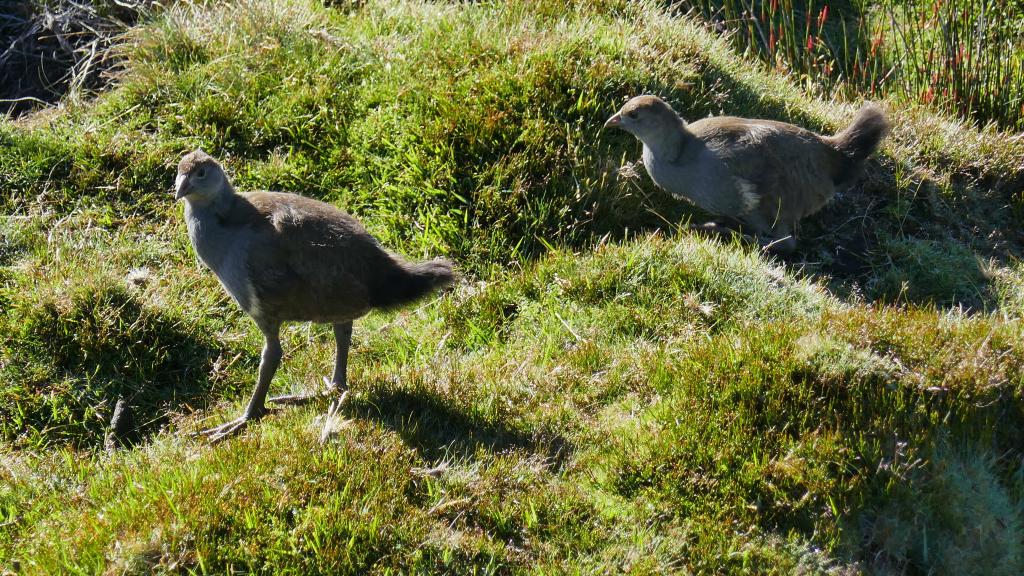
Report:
174,174,189,200
604,113,623,129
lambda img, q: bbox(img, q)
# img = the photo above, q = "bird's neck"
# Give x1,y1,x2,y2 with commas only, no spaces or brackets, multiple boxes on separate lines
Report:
641,118,692,163
183,188,238,272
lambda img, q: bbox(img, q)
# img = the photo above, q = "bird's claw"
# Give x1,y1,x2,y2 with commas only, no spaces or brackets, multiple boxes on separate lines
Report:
193,414,260,443
268,377,345,406
267,393,322,406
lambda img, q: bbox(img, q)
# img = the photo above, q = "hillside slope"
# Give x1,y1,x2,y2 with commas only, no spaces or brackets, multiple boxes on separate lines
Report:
1,0,1022,573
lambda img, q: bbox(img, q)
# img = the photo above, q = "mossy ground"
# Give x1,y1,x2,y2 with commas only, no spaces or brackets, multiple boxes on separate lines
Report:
1,1,1022,573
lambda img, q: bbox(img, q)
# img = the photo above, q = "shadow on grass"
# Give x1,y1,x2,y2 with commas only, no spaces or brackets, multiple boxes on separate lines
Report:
0,279,242,449
790,163,1014,311
351,387,571,466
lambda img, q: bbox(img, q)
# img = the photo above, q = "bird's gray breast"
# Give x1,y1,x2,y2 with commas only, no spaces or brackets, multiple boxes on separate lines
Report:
642,145,685,195
643,145,740,217
185,204,257,313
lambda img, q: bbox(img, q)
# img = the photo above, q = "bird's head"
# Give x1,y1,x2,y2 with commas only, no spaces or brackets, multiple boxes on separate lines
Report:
175,149,229,202
604,95,683,142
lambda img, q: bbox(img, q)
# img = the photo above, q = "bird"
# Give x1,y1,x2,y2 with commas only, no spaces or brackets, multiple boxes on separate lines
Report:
604,96,890,251
174,149,455,442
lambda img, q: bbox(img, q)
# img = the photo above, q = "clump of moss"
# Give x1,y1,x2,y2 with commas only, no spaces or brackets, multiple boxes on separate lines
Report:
861,442,1024,574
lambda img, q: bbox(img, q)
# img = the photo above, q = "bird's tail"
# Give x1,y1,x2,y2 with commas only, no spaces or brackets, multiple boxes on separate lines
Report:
826,102,890,185
369,256,456,309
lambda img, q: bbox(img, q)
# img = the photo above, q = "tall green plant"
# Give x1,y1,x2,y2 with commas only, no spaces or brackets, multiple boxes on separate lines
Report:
679,0,1024,131
880,0,1024,130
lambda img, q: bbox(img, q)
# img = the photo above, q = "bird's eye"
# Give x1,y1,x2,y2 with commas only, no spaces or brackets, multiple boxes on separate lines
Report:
627,110,639,119
196,167,207,179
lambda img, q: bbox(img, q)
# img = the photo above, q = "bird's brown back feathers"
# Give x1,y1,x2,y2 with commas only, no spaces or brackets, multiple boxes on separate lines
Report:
225,191,453,323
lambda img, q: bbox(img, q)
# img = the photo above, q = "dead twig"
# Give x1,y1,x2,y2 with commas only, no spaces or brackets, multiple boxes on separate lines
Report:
0,0,159,117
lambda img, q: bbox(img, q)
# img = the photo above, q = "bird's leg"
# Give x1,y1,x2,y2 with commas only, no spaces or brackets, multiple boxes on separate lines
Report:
197,324,282,442
268,321,354,406
328,321,352,393
320,321,353,443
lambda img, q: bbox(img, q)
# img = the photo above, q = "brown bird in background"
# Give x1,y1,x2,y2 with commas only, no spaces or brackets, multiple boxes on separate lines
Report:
175,150,455,442
605,96,890,251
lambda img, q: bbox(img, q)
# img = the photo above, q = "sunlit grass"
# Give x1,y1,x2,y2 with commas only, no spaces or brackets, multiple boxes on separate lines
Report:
1,0,1023,573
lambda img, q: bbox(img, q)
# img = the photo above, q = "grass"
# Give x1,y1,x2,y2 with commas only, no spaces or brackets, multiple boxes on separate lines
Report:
1,0,1023,573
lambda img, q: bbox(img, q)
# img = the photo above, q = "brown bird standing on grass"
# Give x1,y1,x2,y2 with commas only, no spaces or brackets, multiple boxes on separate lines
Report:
605,96,890,251
175,150,455,442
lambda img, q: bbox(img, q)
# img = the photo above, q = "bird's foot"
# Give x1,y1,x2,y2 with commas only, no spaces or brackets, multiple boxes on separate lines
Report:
267,392,323,406
319,390,352,444
193,411,264,443
268,377,345,406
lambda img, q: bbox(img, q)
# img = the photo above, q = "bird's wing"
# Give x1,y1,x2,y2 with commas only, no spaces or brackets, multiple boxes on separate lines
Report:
227,192,386,319
692,119,836,222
